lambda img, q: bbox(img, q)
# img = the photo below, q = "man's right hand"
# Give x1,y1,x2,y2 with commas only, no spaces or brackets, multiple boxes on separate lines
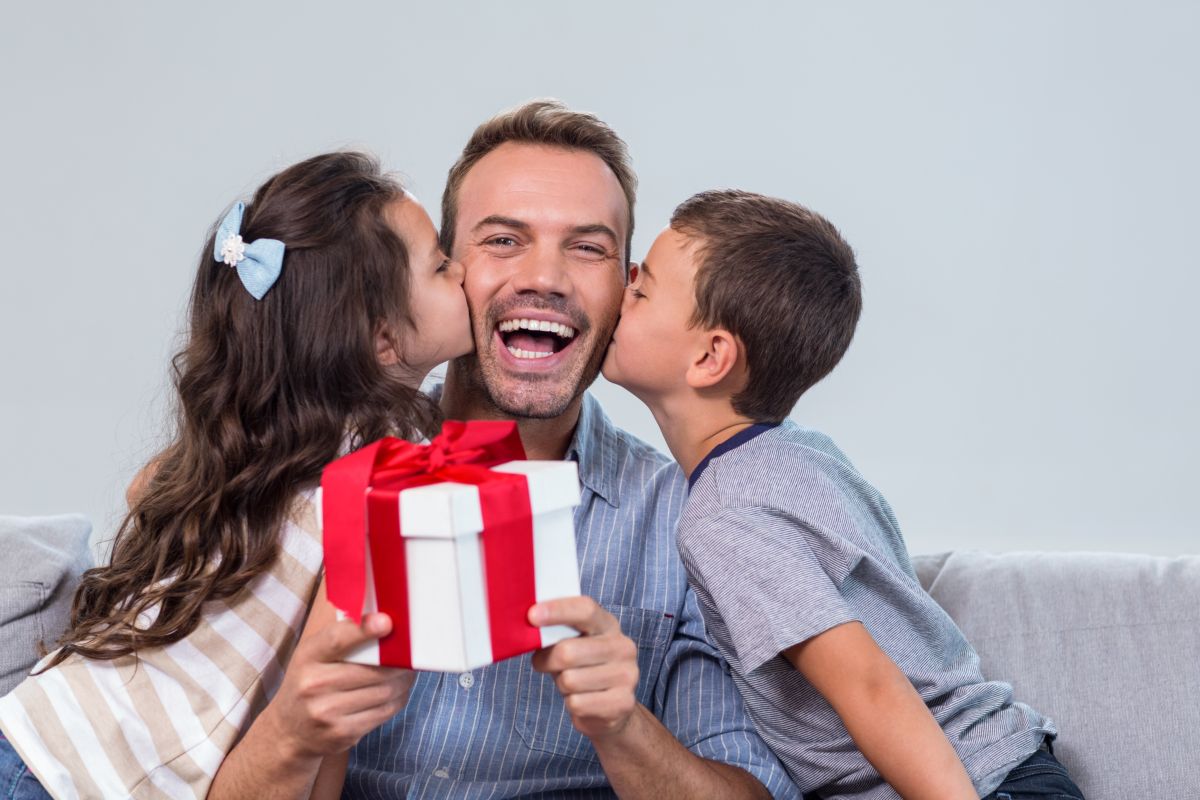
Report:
263,610,416,761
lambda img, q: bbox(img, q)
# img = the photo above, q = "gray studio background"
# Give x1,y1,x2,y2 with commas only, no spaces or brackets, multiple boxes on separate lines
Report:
2,2,1197,557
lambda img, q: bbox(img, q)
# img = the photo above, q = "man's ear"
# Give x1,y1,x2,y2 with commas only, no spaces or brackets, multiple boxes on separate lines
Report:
375,321,400,366
685,328,743,390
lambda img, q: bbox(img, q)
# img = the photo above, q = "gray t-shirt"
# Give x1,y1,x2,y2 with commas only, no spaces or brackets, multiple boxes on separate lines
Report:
678,421,1054,799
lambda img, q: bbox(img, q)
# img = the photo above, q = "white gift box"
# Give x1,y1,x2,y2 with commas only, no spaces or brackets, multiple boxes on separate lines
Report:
337,460,581,672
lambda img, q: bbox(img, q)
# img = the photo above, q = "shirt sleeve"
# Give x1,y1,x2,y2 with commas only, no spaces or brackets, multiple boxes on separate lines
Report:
679,505,860,675
652,583,801,799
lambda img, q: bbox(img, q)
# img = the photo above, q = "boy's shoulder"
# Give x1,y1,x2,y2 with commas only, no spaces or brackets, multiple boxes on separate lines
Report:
695,421,859,505
684,421,896,545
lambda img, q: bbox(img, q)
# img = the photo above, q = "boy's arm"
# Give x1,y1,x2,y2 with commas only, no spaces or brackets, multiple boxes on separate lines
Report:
783,621,977,800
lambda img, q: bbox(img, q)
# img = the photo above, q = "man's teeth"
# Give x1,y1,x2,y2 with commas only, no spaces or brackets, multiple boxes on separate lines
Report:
497,318,577,339
506,346,554,360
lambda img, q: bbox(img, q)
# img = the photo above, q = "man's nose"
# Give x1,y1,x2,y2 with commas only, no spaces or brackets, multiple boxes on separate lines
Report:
511,244,570,297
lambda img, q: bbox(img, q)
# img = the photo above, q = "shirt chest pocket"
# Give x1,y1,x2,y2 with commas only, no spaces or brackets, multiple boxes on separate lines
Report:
513,604,675,763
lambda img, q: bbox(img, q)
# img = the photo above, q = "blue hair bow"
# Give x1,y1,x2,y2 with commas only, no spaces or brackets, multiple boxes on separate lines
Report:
213,202,285,300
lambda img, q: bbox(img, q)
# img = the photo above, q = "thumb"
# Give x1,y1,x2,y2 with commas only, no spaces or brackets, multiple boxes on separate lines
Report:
309,612,393,663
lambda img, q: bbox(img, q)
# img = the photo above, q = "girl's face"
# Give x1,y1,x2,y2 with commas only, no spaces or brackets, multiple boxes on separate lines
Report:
385,196,473,381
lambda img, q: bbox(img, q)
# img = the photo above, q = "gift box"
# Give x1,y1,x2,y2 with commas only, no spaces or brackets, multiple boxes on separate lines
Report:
321,421,581,672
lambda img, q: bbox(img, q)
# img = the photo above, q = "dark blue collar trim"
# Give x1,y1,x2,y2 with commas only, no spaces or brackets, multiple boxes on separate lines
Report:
688,423,780,490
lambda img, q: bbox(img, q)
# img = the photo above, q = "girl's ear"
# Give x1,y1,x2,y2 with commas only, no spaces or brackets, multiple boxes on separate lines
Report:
375,321,400,366
685,328,744,390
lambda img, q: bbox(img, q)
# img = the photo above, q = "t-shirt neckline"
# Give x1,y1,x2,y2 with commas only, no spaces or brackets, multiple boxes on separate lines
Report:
688,422,780,490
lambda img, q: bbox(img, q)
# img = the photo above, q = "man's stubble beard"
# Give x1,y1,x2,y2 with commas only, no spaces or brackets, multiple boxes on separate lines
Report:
450,309,619,421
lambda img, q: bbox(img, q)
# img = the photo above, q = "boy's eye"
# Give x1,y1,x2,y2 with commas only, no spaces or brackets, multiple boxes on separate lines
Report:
630,288,647,300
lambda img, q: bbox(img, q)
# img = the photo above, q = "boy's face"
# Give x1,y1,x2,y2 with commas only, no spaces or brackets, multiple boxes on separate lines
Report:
603,227,706,404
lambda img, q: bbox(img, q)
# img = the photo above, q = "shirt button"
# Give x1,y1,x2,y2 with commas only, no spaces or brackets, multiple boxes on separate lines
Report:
433,767,450,779
458,672,475,689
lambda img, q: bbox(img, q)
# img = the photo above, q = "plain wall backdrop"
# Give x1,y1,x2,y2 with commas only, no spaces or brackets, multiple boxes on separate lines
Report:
2,1,1197,556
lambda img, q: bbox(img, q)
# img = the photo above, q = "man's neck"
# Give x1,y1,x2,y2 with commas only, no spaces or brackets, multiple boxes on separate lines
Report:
441,369,583,461
646,392,755,480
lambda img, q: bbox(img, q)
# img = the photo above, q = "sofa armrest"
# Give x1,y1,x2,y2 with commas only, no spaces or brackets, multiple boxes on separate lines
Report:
0,514,93,694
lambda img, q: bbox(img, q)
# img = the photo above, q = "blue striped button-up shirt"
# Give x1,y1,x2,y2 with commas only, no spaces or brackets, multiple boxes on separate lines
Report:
344,393,797,799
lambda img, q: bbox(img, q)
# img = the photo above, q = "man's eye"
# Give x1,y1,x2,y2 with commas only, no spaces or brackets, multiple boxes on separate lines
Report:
575,243,606,255
485,236,518,247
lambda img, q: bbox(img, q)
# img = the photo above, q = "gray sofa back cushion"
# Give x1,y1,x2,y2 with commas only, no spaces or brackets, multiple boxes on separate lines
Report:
913,550,1200,800
0,514,93,694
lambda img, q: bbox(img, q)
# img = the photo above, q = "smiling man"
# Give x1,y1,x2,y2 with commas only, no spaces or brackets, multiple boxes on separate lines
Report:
345,102,796,798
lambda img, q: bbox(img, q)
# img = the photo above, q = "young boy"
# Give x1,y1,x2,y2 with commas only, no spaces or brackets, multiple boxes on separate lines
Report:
602,190,1084,799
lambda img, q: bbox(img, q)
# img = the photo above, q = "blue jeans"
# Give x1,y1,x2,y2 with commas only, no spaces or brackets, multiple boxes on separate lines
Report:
0,735,51,800
984,744,1086,800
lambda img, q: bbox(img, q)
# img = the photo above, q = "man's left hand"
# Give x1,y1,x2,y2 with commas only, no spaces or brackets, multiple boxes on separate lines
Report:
529,597,640,741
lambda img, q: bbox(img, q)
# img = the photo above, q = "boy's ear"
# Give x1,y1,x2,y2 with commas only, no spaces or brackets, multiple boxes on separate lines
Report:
375,321,400,366
627,262,639,286
686,328,745,391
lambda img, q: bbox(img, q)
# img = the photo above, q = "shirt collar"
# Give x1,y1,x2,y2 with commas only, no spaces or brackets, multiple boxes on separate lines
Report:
565,392,621,507
689,422,780,490
428,382,621,508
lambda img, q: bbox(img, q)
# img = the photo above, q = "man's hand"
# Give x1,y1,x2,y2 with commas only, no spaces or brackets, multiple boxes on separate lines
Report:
529,597,639,741
262,612,416,761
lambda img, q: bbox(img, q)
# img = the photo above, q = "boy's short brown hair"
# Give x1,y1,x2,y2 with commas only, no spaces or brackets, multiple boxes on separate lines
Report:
671,189,861,423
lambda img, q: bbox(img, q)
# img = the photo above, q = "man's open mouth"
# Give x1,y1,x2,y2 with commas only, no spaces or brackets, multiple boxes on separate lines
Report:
496,317,579,361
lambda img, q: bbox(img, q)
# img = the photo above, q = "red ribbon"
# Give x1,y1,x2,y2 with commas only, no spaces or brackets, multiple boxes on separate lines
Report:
321,420,542,666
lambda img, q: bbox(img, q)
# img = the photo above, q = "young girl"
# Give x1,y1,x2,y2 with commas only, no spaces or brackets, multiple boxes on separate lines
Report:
0,151,472,799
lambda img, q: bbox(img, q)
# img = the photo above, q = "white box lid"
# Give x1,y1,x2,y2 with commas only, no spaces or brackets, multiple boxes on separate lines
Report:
392,460,580,540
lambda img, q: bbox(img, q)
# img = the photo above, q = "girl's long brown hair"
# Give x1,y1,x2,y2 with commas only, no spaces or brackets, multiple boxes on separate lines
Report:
48,152,438,666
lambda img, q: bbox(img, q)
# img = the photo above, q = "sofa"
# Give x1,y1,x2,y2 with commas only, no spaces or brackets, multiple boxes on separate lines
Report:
0,514,93,692
913,549,1200,799
1,515,1195,799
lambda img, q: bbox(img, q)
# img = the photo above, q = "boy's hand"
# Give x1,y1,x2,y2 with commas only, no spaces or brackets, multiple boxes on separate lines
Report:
528,597,640,741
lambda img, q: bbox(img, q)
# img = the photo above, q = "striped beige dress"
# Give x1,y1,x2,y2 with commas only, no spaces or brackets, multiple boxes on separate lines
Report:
0,489,324,800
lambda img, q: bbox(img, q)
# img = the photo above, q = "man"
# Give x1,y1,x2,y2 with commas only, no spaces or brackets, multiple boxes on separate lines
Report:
347,101,794,798
213,101,795,799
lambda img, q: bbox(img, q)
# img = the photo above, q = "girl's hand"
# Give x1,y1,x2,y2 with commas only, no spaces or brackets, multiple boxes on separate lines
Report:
264,586,415,762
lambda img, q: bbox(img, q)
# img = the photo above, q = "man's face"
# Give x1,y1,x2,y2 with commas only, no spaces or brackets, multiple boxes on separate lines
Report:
449,142,628,419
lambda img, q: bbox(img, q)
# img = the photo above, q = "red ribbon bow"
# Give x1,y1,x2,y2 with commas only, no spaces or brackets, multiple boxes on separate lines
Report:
321,420,541,666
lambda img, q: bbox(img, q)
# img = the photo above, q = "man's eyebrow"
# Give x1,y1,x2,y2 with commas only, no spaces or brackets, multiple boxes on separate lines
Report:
472,215,532,233
568,223,618,243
